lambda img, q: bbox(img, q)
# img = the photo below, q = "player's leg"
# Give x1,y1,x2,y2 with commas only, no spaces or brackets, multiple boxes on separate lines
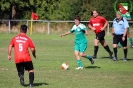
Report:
120,36,128,61
74,50,83,69
93,38,99,58
127,28,133,47
16,62,25,86
74,43,83,69
112,35,119,61
25,61,34,87
118,42,122,48
79,43,94,64
100,40,113,59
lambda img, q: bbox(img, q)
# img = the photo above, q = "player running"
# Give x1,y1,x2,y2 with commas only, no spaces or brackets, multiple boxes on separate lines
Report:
60,15,94,70
88,10,113,59
8,25,36,87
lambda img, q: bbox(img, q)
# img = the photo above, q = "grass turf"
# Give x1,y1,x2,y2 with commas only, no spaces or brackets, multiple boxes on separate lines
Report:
0,33,133,88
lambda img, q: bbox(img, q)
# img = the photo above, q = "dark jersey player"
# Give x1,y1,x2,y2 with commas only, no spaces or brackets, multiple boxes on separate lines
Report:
88,10,113,59
8,25,36,87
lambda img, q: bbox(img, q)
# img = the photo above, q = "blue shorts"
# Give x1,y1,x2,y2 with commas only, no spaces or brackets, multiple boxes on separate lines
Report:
74,42,87,52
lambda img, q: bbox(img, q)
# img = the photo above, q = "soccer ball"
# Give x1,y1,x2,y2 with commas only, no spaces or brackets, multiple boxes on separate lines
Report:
61,63,69,70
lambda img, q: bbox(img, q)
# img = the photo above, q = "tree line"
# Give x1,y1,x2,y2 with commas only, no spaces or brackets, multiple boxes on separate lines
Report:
0,0,133,21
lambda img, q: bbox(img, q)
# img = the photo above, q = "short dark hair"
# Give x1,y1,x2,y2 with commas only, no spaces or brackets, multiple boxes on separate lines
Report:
74,15,81,21
91,10,99,16
20,25,27,33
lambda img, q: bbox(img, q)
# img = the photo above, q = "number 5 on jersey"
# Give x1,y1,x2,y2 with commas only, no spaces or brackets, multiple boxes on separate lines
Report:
19,43,23,51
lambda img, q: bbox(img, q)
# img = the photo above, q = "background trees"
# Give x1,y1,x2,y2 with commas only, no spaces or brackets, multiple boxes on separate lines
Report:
0,0,133,20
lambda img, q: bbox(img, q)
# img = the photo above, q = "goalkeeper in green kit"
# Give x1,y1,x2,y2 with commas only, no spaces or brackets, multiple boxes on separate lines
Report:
60,16,94,70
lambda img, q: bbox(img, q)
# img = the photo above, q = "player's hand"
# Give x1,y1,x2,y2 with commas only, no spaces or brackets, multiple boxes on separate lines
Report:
85,32,88,36
8,55,12,60
33,54,36,58
122,36,125,41
100,28,104,31
92,27,96,31
34,55,36,58
60,34,64,37
112,35,114,38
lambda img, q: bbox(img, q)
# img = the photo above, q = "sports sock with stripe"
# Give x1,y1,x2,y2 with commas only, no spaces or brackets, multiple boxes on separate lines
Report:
86,55,92,60
129,37,133,46
77,60,83,67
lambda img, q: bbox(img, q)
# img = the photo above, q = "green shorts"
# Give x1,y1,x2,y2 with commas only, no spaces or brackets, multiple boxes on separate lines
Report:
74,42,87,52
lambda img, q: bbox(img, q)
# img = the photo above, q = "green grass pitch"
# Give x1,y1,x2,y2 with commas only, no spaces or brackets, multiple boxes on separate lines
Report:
0,34,133,88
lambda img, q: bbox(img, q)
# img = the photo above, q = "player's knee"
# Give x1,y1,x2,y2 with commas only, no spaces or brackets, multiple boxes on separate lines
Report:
28,70,34,73
123,47,127,49
113,44,117,48
101,42,106,46
80,53,84,57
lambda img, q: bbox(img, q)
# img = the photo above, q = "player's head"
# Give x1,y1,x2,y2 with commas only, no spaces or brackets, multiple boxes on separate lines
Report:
91,10,99,17
116,11,122,19
20,25,27,33
74,15,80,26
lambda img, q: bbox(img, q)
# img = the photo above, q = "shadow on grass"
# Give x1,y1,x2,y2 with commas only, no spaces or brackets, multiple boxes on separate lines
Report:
119,58,133,61
24,82,49,87
127,59,133,61
85,66,101,69
101,57,111,59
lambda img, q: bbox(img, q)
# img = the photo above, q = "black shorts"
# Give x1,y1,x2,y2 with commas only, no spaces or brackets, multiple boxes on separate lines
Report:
96,31,105,41
113,34,127,47
16,61,34,72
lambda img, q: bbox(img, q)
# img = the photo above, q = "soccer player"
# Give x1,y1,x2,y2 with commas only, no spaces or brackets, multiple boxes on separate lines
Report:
60,15,94,70
112,11,129,61
88,10,113,59
8,25,36,87
117,3,133,48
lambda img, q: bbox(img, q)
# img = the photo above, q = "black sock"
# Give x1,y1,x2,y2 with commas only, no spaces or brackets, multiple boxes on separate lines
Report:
18,72,24,77
29,72,34,85
113,48,117,58
123,48,127,58
104,45,111,53
94,46,99,56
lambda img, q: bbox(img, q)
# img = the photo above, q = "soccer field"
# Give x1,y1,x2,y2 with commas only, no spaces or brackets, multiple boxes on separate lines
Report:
0,34,133,88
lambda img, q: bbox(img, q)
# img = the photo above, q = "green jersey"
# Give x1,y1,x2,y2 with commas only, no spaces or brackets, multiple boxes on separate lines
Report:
122,12,131,32
122,12,131,19
70,23,87,43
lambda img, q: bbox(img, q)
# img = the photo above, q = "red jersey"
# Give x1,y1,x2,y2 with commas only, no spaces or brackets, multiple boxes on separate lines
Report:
10,34,35,63
89,16,107,34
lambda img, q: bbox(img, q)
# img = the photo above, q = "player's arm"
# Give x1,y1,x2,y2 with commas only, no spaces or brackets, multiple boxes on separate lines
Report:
123,18,129,37
60,31,71,37
82,25,88,36
88,24,96,31
88,20,96,31
85,30,88,36
126,14,131,20
31,48,36,58
101,20,108,31
126,18,131,20
112,21,115,37
8,45,13,60
112,28,114,37
29,40,36,58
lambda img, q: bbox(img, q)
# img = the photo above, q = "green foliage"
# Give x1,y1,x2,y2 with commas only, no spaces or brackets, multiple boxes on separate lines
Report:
0,0,133,20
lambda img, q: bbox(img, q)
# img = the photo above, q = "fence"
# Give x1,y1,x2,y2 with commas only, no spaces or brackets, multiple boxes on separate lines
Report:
0,20,133,35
